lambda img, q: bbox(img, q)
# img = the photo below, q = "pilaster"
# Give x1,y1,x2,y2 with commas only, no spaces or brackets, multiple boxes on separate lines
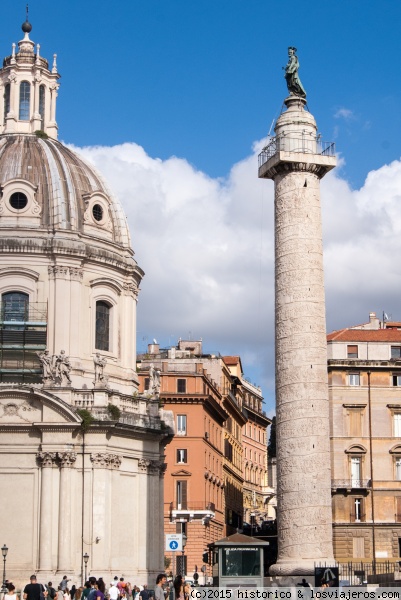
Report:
37,452,58,572
57,451,76,572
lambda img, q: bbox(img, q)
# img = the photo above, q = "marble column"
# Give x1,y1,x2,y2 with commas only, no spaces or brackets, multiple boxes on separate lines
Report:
37,451,58,571
259,95,336,576
57,452,76,572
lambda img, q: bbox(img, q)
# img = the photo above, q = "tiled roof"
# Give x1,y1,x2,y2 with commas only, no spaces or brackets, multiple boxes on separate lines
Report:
222,356,240,366
327,329,401,342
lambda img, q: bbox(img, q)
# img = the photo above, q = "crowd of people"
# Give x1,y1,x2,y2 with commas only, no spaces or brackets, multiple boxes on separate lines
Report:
4,573,192,600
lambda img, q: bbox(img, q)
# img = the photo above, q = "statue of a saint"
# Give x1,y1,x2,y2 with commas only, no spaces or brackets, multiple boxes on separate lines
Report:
93,353,107,385
283,47,306,99
37,348,54,382
55,350,72,385
148,363,161,397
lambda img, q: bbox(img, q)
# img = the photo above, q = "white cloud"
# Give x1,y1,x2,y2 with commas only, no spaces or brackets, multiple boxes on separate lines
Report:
71,141,401,413
334,107,355,120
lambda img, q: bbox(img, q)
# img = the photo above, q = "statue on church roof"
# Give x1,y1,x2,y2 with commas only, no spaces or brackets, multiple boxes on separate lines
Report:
283,46,306,99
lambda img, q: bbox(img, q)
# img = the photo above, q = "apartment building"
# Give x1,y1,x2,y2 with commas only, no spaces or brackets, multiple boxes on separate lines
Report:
328,312,401,562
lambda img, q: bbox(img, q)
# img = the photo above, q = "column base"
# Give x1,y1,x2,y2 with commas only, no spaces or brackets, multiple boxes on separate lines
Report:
269,558,335,577
266,575,315,588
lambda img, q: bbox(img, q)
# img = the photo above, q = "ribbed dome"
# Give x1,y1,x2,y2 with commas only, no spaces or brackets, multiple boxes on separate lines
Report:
0,134,132,249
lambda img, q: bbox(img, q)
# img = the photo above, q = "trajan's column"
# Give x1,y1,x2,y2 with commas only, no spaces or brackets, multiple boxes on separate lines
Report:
258,47,336,577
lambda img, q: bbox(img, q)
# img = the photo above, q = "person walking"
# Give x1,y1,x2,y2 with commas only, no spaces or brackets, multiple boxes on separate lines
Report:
23,576,48,600
63,589,71,600
46,583,56,600
60,578,70,593
4,583,17,600
155,575,166,600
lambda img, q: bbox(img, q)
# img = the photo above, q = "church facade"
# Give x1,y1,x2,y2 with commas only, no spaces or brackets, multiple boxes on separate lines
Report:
0,19,172,586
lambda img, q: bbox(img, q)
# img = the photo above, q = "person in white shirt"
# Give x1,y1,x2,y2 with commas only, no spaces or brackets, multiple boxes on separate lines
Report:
108,585,119,600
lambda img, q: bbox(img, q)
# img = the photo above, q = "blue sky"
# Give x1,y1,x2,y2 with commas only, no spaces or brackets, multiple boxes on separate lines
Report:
4,1,401,413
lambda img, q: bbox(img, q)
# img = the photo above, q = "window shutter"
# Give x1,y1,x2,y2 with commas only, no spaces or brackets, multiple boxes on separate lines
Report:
181,480,187,509
396,497,401,522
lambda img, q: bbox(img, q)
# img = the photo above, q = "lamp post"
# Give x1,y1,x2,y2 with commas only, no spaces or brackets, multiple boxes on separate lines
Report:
181,534,187,577
1,545,8,594
83,552,89,584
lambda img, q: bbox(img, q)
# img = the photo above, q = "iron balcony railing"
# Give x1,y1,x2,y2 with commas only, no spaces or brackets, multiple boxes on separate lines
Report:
171,501,215,512
332,478,371,489
258,134,335,170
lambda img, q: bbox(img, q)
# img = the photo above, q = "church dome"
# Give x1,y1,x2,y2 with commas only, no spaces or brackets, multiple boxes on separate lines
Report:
0,133,132,249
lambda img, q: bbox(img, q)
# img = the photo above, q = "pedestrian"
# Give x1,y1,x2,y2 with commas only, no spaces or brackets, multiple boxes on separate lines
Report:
4,583,17,600
155,575,166,600
63,589,71,600
87,578,97,600
94,580,104,600
71,585,76,600
60,578,70,593
75,588,83,600
57,587,64,600
139,586,149,600
46,583,56,600
24,576,48,600
81,582,91,600
108,582,119,600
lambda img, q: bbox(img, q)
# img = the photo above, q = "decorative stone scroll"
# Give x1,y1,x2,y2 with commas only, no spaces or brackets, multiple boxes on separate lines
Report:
58,452,77,468
90,453,121,469
37,451,57,467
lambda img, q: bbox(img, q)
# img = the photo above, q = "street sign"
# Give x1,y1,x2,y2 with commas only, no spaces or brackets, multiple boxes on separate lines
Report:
166,533,183,552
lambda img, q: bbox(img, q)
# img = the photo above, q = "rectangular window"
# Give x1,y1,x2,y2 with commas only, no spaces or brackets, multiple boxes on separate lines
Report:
177,378,186,393
176,449,187,464
347,345,358,358
350,456,362,486
393,375,401,387
348,409,363,437
392,347,401,359
397,500,401,524
144,377,150,391
351,497,364,522
177,414,187,436
224,439,233,461
349,373,360,386
353,536,365,558
394,414,401,437
176,480,187,510
396,458,401,481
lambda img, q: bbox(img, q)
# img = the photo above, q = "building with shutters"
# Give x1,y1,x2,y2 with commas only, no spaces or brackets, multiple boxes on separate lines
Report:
137,340,272,580
0,18,172,586
328,312,401,562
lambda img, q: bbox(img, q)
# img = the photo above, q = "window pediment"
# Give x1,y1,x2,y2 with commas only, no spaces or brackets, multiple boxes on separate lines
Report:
345,444,367,454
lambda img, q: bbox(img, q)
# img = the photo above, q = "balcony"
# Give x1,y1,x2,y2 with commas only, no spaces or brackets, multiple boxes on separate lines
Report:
258,134,336,178
332,479,371,492
170,501,216,523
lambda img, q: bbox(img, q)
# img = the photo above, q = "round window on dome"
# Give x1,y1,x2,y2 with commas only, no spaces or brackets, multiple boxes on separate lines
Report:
9,192,28,210
92,203,103,222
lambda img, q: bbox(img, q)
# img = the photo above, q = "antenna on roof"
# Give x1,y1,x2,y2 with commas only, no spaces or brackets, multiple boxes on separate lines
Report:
268,119,275,137
26,3,29,21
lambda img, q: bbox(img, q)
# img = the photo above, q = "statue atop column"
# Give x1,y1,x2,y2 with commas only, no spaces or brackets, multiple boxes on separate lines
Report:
283,46,306,99
54,350,72,386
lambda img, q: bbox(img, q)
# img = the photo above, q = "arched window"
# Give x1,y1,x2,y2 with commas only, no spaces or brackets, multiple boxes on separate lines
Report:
4,84,10,124
19,81,31,120
95,301,110,351
1,291,29,323
39,85,45,129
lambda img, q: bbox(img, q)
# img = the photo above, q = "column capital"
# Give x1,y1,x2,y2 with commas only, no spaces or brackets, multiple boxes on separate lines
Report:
90,452,121,469
58,451,77,468
37,451,57,467
138,458,166,475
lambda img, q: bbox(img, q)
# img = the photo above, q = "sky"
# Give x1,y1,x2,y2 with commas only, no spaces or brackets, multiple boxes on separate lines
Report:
3,1,401,413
